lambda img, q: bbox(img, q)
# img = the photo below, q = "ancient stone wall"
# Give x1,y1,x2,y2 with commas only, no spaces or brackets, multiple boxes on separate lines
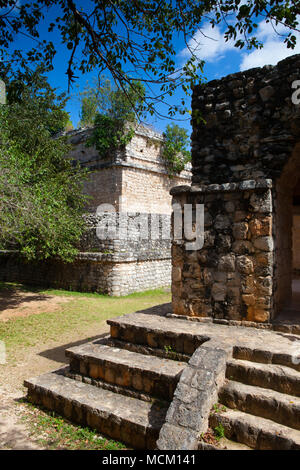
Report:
67,125,191,213
0,125,191,295
172,54,300,323
0,252,171,296
0,212,172,295
191,54,300,186
171,182,273,322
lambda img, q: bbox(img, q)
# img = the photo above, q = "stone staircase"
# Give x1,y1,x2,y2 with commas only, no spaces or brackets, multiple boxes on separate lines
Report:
208,357,300,450
24,313,198,449
24,311,300,450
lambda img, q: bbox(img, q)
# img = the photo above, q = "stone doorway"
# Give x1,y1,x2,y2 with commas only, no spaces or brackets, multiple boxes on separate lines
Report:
275,173,300,325
283,180,300,323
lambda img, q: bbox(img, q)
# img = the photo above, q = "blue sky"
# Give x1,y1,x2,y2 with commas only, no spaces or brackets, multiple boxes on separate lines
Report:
65,15,300,134
3,3,300,135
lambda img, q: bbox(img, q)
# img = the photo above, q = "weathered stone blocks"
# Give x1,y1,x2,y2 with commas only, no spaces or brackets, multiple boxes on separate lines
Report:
171,54,300,323
171,183,274,322
236,256,254,274
157,339,229,450
218,254,235,272
0,124,192,296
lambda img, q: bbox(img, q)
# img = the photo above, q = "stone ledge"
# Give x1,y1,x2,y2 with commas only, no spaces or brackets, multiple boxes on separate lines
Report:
209,408,300,450
166,313,300,336
24,371,167,449
170,179,273,196
76,252,172,263
108,312,300,370
0,250,171,264
156,339,230,450
87,160,191,179
133,124,164,142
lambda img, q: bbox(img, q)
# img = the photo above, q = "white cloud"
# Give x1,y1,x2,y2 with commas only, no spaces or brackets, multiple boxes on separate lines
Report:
179,23,237,62
240,39,300,70
178,17,300,71
240,18,300,70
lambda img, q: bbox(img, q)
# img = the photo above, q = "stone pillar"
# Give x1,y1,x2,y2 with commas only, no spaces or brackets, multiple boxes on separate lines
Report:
171,180,274,323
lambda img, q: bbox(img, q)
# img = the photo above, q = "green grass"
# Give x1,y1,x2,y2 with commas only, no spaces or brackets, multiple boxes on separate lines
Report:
0,281,21,291
0,281,169,298
41,286,169,298
212,403,227,414
0,282,171,354
0,282,171,450
214,424,225,441
20,401,126,450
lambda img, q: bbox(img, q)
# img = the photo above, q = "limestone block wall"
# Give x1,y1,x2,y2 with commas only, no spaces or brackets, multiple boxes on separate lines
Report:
81,212,171,256
108,259,171,296
0,125,191,295
0,213,172,296
122,127,191,213
191,54,300,186
171,182,273,323
0,251,115,294
0,252,171,296
83,167,123,212
67,124,191,214
120,167,186,214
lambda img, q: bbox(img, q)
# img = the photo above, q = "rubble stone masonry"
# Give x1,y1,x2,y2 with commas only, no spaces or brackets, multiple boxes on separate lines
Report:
171,54,300,323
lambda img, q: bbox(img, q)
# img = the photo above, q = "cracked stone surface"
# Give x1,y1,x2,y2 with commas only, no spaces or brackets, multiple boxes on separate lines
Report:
108,312,300,369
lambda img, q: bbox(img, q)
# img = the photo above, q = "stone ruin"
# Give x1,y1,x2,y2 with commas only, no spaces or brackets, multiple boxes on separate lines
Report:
23,56,300,452
171,53,300,324
0,124,191,295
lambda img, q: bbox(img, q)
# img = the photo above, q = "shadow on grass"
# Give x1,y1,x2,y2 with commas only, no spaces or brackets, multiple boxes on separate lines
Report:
37,302,172,364
14,397,127,450
135,302,172,317
38,332,109,364
0,281,170,299
0,284,54,313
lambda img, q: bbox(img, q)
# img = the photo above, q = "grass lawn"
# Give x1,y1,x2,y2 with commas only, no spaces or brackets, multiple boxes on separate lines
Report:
0,282,171,353
0,282,171,450
19,400,127,450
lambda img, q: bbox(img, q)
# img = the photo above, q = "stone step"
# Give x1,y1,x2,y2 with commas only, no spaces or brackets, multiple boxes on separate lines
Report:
226,359,300,397
107,312,300,372
65,342,185,401
219,380,300,430
232,344,300,373
64,367,169,404
103,337,190,363
198,437,252,450
24,371,168,449
107,314,209,356
209,408,300,450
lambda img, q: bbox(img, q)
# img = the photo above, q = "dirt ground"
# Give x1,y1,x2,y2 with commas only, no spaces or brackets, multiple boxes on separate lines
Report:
0,288,71,322
0,287,111,449
0,285,172,450
0,322,110,449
